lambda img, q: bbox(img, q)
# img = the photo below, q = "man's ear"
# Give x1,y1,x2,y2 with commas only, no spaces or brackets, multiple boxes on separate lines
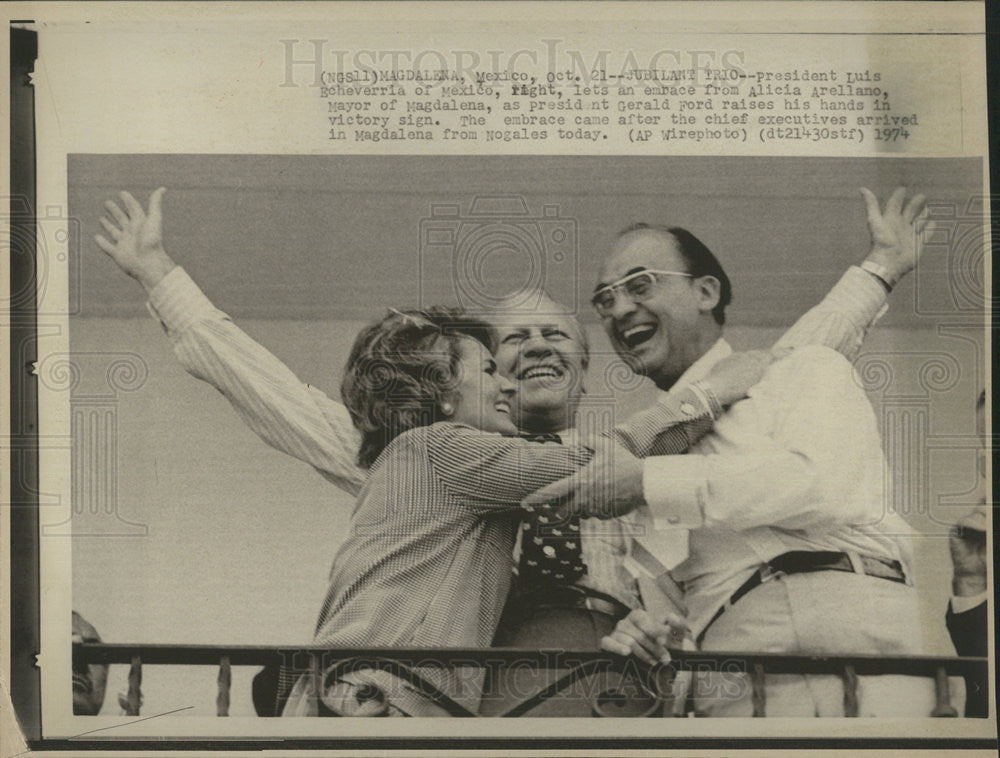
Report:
693,275,721,315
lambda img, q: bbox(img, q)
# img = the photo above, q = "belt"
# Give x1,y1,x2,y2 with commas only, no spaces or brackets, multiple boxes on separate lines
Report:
518,584,631,620
696,551,907,645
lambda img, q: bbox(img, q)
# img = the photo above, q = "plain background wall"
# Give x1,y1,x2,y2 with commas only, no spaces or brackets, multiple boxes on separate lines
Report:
64,155,987,715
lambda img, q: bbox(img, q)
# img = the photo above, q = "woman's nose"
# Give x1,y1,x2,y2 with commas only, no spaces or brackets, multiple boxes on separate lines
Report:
496,373,516,394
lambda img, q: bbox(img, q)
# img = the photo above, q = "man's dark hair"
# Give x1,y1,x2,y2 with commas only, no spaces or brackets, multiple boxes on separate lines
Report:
341,306,496,468
619,223,733,325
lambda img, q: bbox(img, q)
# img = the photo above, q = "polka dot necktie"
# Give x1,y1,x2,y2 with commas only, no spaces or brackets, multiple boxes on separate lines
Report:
516,432,587,588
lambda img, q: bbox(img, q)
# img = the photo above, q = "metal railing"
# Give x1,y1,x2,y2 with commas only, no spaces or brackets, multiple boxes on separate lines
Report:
74,643,987,718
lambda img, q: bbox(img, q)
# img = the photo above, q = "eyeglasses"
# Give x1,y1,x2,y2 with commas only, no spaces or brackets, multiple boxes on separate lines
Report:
591,269,693,316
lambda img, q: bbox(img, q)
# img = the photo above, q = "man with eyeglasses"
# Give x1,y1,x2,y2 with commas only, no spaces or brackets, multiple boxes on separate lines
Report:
527,188,939,716
494,188,935,716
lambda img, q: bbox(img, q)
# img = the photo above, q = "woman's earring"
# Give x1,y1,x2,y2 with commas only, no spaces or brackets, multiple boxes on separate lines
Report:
440,402,454,417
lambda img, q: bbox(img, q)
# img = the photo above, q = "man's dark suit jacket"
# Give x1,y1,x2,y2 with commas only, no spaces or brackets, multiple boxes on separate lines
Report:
945,600,989,718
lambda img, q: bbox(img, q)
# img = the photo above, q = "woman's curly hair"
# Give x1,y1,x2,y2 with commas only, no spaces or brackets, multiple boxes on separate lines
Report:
341,307,497,468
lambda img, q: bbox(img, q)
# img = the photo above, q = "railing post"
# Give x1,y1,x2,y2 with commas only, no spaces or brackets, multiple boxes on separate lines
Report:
216,656,231,717
125,656,142,716
931,666,958,717
750,663,766,717
841,664,859,717
310,654,322,711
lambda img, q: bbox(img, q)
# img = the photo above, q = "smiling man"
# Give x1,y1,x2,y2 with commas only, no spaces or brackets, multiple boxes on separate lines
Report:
481,294,647,716
530,187,938,717
596,225,731,389
491,296,589,436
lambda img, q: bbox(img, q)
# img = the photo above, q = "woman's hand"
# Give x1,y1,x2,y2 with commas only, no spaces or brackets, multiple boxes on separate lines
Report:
95,188,176,292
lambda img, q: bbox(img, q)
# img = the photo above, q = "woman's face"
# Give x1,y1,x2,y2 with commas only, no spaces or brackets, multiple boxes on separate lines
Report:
447,337,519,436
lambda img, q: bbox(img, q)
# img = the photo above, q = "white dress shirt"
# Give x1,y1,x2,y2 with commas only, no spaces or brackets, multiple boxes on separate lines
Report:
631,264,892,573
640,340,916,637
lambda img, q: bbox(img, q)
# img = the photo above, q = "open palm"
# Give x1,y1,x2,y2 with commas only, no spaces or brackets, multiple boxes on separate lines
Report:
860,186,928,281
95,188,175,290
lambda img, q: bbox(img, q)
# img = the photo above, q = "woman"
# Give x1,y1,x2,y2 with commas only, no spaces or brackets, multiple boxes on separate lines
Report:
95,188,700,718
280,306,598,716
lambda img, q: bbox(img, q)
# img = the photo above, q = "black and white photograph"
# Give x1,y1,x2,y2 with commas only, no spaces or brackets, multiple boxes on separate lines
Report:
63,153,991,725
4,2,995,754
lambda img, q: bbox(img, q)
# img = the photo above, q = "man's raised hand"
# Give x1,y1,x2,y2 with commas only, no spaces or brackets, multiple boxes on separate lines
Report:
859,186,929,286
95,188,176,292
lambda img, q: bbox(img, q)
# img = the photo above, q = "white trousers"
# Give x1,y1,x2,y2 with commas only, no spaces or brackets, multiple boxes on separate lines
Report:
694,571,937,717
